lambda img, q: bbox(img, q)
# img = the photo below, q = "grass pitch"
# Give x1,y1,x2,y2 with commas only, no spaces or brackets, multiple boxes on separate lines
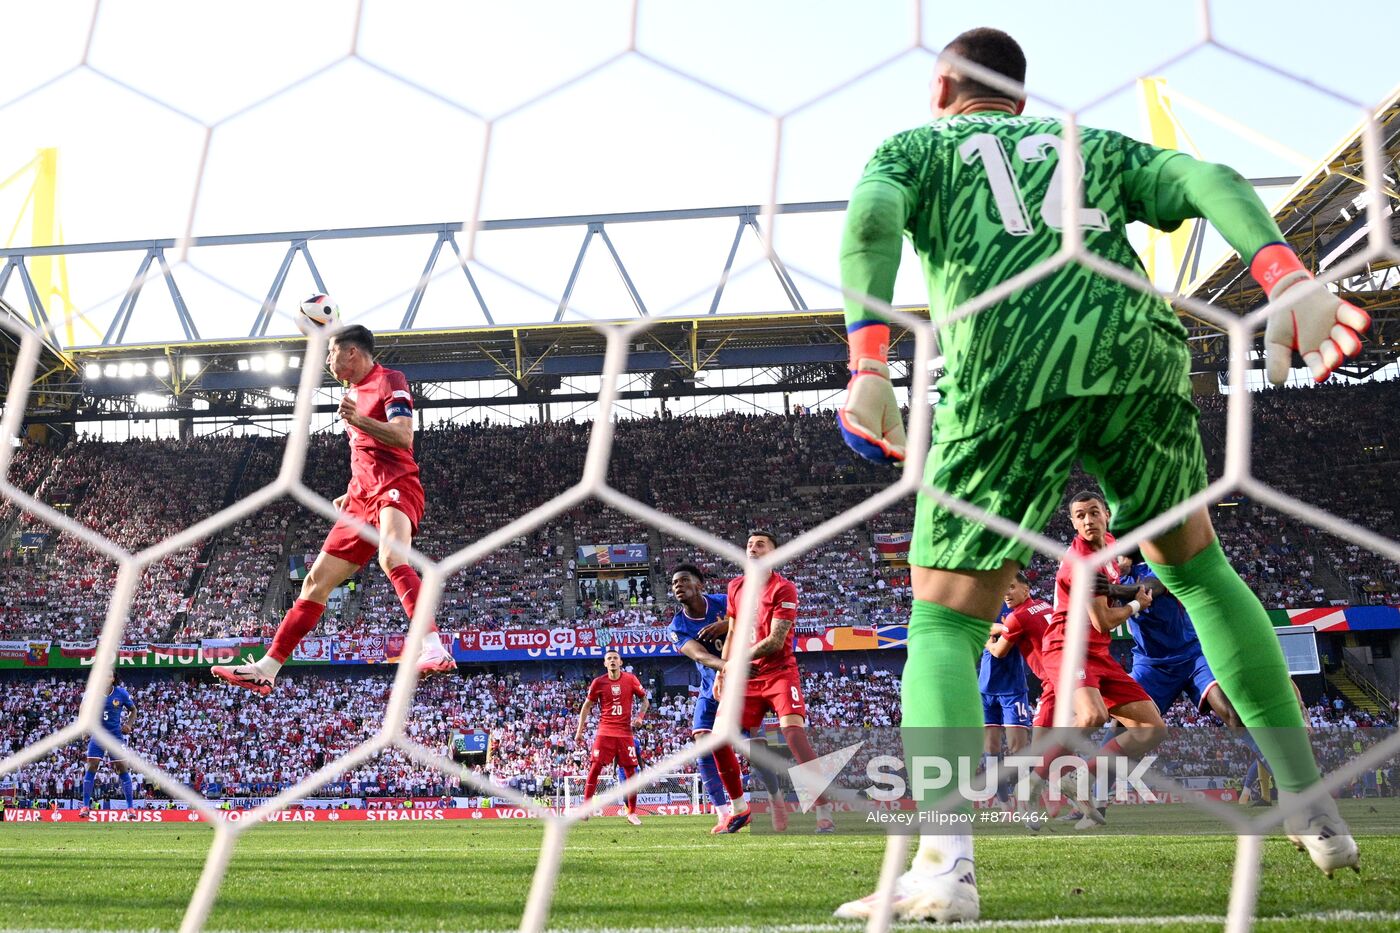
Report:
1,814,1397,931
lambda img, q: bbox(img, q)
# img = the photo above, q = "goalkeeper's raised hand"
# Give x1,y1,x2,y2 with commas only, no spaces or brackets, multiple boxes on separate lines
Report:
1252,244,1370,385
838,323,906,464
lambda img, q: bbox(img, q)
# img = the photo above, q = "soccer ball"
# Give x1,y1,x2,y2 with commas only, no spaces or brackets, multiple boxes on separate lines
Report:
296,293,339,335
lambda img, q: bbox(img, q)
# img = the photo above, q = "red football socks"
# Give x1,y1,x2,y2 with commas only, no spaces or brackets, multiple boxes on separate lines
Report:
268,598,326,663
619,765,638,814
713,745,747,803
387,564,438,633
780,725,819,765
781,725,832,806
583,758,606,801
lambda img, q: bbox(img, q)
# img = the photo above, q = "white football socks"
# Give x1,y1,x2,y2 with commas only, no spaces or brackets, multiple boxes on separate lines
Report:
252,655,282,679
421,631,447,657
914,833,973,871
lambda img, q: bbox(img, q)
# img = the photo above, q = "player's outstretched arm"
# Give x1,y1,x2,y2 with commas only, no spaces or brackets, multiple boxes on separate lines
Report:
677,639,724,672
838,170,912,464
696,618,730,643
1252,245,1369,384
1133,152,1369,384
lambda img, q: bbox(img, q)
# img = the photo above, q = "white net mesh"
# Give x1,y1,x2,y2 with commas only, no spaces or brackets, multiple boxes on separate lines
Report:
2,3,1398,932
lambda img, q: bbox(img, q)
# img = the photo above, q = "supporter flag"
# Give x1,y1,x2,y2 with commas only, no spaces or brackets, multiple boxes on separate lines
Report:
150,644,200,663
873,532,911,563
1286,607,1349,632
294,638,332,661
24,641,50,666
831,627,879,650
59,640,97,659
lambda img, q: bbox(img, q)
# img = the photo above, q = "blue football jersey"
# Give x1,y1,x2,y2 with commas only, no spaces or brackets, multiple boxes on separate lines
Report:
979,647,1027,696
101,686,135,735
1122,563,1202,664
668,594,728,699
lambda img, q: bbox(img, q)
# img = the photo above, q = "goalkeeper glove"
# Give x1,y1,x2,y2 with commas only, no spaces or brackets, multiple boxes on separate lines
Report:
1251,244,1370,385
838,323,906,464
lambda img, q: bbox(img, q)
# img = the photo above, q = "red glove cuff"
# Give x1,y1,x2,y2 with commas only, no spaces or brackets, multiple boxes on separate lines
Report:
1250,244,1308,296
847,324,890,371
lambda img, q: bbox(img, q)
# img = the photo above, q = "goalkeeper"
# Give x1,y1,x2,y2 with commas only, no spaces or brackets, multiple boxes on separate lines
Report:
834,27,1367,924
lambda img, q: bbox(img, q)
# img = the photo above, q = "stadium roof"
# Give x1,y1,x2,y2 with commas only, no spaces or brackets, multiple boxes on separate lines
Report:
1184,85,1400,379
1,201,928,424
5,88,1399,425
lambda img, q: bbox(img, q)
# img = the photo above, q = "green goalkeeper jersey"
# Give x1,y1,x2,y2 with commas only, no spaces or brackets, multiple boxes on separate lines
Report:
841,112,1284,440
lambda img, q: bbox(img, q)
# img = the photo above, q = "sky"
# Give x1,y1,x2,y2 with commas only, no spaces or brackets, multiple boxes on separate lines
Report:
0,0,1395,357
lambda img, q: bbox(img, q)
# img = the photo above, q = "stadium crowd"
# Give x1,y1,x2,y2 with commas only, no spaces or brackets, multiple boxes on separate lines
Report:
2,662,1390,808
1,381,1396,644
0,666,898,803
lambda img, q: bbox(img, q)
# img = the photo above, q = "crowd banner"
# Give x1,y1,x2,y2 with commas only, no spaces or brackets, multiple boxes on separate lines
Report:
1,608,1394,670
0,640,51,666
5,789,1248,825
3,804,708,823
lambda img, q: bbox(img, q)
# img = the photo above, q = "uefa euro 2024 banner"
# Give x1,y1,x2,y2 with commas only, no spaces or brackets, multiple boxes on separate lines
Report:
1,605,1394,670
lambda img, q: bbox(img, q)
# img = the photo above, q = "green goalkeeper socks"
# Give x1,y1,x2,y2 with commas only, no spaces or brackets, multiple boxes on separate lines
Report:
1148,539,1322,792
901,599,989,809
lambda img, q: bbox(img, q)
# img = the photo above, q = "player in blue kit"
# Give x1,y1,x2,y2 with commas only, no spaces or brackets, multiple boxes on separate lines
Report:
1101,554,1241,726
80,672,137,817
666,564,739,831
980,613,1033,753
980,609,1031,812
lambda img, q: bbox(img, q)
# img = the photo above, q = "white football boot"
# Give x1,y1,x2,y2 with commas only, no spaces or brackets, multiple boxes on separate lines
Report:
1283,792,1360,878
833,857,979,923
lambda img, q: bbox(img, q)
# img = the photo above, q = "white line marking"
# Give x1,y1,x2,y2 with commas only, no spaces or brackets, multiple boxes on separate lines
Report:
10,913,1400,933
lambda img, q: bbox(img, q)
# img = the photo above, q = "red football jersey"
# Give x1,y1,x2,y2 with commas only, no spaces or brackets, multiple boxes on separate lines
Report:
1002,596,1053,684
587,671,645,739
726,571,799,676
1047,532,1121,651
345,363,420,499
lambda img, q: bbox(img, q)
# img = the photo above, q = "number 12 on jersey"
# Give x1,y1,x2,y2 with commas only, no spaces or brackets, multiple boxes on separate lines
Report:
959,132,1109,236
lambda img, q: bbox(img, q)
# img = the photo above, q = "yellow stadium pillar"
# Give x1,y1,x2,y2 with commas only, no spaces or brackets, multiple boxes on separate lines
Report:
1137,79,1198,290
1,148,94,351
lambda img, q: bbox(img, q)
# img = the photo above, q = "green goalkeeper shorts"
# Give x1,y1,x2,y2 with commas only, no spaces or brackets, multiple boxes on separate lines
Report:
910,392,1208,571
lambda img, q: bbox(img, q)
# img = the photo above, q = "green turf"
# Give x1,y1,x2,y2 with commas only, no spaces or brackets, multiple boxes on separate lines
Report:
0,815,1396,931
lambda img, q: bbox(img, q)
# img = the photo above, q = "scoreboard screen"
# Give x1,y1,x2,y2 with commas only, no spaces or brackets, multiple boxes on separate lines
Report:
1276,625,1321,676
452,731,490,766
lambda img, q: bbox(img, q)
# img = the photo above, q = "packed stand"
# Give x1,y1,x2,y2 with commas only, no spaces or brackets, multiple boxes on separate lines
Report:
0,437,247,641
0,441,58,537
3,381,1398,645
0,669,698,802
4,664,1391,809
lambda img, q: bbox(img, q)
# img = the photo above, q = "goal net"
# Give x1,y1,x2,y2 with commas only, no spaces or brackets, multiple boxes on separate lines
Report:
1,5,1397,933
560,773,702,816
